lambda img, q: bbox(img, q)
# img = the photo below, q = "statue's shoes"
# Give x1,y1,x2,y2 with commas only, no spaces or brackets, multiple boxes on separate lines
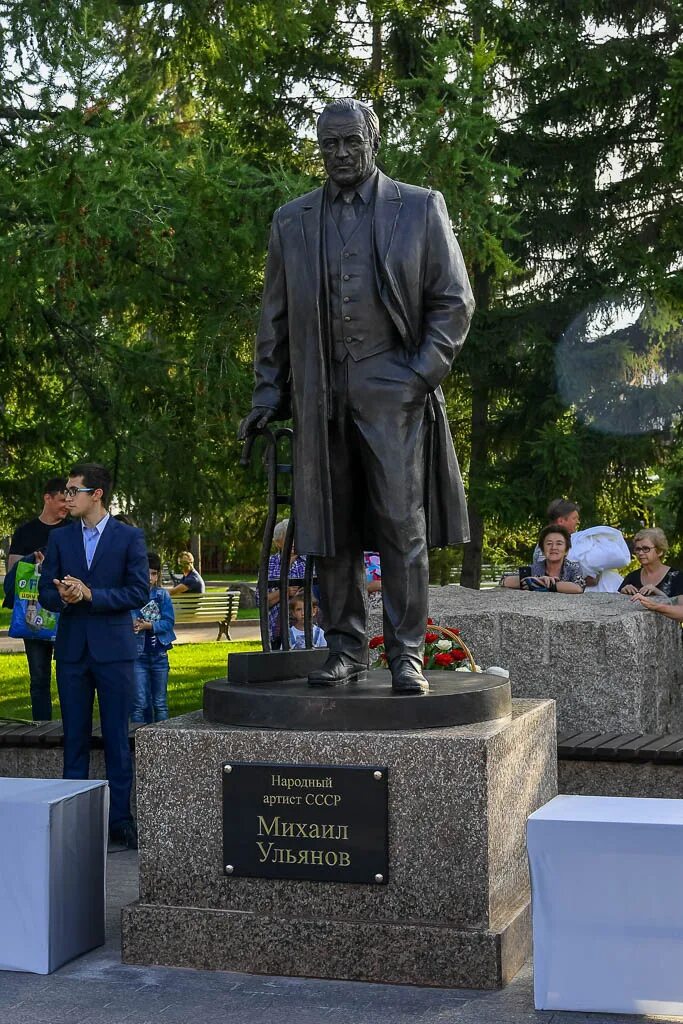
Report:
308,653,368,687
391,657,429,695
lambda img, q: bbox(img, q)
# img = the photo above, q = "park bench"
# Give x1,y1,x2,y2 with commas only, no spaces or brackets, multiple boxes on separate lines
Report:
557,729,683,763
0,719,137,749
170,589,240,640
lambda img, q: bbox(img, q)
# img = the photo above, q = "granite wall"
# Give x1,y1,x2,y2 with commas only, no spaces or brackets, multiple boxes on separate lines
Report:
559,759,683,800
369,588,683,734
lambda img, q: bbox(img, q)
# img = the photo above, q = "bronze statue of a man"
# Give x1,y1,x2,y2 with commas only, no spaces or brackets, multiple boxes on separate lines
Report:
239,98,474,694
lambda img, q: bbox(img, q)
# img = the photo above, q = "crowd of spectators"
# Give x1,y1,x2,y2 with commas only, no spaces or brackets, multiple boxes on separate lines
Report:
500,498,682,622
6,490,679,671
257,523,387,650
262,501,682,652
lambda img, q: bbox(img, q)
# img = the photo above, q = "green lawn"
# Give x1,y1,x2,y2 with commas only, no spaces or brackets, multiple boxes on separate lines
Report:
0,640,261,721
205,573,256,583
0,607,10,629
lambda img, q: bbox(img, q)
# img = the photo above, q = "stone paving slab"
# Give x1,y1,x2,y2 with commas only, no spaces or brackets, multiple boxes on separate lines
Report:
1,850,681,1024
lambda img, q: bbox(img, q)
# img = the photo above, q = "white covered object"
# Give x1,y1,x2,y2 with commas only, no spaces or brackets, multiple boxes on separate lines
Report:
528,794,683,1015
569,526,631,591
0,778,108,974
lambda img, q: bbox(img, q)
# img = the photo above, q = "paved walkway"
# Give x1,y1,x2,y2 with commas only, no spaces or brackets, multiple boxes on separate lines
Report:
1,850,679,1024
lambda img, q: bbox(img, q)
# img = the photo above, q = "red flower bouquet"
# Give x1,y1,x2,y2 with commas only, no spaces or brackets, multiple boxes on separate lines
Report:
369,623,478,672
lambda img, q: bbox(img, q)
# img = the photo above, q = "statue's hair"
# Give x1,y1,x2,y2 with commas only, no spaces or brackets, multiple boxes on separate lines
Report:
317,98,380,150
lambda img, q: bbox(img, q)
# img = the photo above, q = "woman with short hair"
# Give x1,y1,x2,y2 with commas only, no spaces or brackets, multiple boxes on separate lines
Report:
503,525,586,593
618,528,683,598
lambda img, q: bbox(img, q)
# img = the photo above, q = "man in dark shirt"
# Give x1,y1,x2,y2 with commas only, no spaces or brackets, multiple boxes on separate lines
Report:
7,477,67,720
7,478,68,571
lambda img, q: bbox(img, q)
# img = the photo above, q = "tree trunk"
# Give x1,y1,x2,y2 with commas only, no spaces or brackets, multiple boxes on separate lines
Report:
460,380,488,589
369,2,384,123
189,532,202,574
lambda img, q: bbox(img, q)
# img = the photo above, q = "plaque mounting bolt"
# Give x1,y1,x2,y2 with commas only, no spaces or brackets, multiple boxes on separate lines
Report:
373,771,382,780
225,864,234,874
224,765,232,773
374,873,384,883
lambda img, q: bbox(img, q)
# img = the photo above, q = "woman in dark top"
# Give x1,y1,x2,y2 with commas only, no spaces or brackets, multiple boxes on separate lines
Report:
169,551,205,595
619,528,683,598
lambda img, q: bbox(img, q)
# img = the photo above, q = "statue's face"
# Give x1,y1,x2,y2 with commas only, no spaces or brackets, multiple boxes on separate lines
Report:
317,109,377,189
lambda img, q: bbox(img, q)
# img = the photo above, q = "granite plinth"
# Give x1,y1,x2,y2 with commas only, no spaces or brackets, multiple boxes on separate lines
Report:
204,670,512,730
374,587,683,733
122,900,531,989
122,699,556,988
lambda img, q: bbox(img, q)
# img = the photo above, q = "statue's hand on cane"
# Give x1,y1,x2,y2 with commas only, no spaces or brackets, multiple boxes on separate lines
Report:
237,407,276,441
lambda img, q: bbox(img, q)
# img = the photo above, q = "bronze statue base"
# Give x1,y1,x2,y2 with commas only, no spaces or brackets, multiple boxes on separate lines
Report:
203,667,511,732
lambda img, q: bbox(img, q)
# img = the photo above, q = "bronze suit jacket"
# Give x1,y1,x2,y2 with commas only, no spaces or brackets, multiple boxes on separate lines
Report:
251,169,475,557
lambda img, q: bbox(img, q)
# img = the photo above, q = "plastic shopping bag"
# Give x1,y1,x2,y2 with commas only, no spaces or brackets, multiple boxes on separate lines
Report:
8,560,58,641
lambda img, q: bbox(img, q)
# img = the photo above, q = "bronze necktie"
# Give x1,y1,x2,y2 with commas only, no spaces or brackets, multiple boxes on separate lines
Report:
338,190,357,243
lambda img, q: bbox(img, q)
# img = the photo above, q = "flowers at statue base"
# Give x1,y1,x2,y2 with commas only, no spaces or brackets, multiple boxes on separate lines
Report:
369,619,481,671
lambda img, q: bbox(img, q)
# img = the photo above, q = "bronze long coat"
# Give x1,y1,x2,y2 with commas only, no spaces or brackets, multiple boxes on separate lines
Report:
251,170,475,558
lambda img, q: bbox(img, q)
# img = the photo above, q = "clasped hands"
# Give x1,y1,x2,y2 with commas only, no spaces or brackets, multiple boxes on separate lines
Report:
621,583,664,599
532,575,556,589
53,575,92,604
521,575,558,590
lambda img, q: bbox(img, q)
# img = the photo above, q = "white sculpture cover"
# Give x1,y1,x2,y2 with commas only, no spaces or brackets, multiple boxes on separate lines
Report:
529,794,683,1015
0,778,108,974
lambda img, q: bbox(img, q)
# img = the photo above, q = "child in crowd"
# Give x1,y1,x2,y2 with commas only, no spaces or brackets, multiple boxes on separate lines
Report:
364,551,382,608
288,595,327,650
260,518,308,648
130,552,176,723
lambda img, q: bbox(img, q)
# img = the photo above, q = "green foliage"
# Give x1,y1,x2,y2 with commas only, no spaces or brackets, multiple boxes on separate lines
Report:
379,2,683,584
0,1,681,577
0,0,333,547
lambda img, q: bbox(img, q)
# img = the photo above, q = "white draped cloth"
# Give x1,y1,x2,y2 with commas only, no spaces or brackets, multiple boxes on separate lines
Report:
569,526,631,592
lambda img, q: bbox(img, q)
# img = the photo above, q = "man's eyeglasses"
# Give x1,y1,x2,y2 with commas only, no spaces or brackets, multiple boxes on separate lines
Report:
633,545,654,553
64,486,95,498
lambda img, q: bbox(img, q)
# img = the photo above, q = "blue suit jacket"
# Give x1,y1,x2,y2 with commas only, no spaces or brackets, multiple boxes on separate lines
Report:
39,517,149,663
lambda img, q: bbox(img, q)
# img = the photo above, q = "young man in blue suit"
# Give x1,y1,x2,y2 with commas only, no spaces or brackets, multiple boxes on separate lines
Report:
39,463,148,848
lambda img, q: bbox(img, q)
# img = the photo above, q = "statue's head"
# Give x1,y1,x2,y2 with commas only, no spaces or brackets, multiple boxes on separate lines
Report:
316,98,380,189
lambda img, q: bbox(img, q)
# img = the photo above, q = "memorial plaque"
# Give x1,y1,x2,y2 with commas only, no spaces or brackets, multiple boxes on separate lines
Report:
222,761,388,884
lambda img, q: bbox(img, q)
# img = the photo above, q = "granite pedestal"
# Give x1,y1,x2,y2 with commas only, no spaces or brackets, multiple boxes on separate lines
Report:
122,699,556,988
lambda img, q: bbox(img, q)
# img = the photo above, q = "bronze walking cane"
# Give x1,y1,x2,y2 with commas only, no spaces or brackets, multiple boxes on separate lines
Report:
240,426,315,652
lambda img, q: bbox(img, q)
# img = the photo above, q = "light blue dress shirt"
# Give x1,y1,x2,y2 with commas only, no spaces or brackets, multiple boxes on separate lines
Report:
82,513,110,569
